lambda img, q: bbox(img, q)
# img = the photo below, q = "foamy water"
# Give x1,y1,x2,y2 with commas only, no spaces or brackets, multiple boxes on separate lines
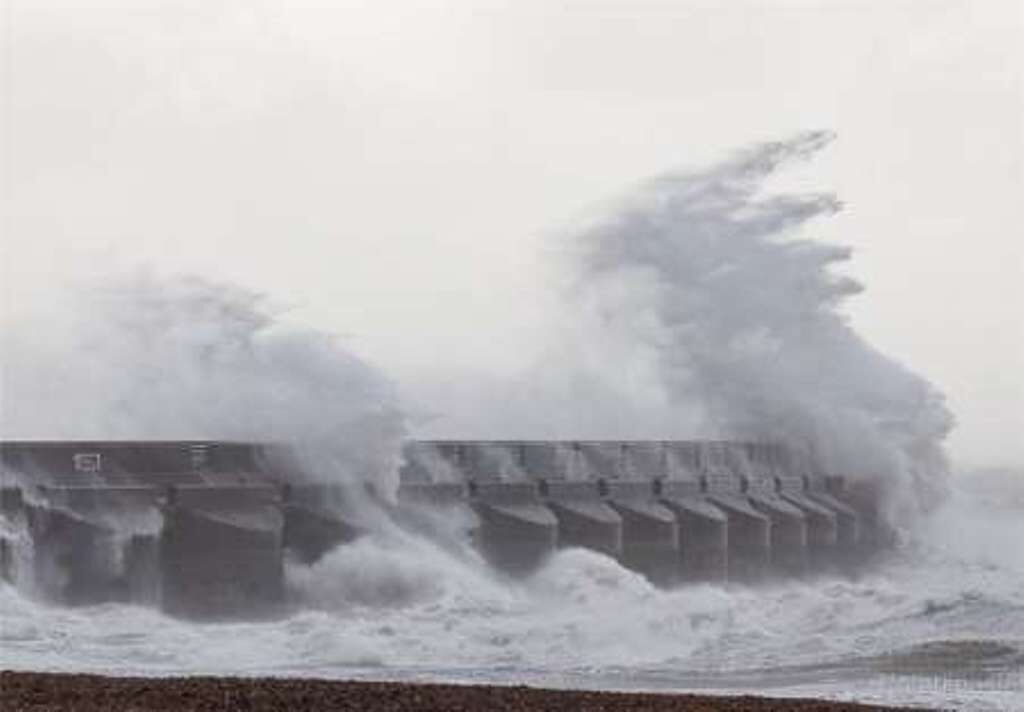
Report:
2,473,1022,710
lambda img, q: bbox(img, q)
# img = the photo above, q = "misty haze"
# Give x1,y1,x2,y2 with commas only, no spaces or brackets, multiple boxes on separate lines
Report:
1,2,1022,711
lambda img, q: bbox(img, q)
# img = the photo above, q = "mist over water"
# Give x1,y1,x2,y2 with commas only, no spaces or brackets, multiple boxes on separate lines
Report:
1,135,1019,709
0,272,404,493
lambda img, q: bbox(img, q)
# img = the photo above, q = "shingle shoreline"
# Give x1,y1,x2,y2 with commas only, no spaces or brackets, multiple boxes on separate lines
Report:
0,671,928,711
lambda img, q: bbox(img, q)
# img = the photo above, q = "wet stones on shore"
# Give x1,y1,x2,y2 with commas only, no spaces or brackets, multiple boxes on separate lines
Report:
0,671,926,711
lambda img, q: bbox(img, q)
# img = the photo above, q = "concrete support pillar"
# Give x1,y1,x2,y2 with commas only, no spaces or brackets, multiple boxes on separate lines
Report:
160,486,284,619
19,486,160,605
469,481,558,575
541,480,622,558
703,476,771,582
744,477,808,575
280,484,362,565
657,480,728,582
776,476,840,570
24,503,116,604
1,439,883,612
818,476,889,569
808,478,859,549
0,487,26,585
603,480,679,585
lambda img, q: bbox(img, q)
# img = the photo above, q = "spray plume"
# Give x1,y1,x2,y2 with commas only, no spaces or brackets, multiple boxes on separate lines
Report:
0,271,405,495
572,131,952,521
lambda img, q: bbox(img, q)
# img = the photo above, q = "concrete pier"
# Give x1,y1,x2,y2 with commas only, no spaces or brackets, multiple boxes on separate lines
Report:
601,479,679,584
396,481,469,507
280,484,362,565
2,439,879,615
502,442,623,557
455,442,525,482
732,444,806,573
641,442,728,581
18,486,161,605
742,475,808,574
775,475,840,569
701,473,771,581
540,479,622,557
658,479,728,581
516,441,587,482
572,443,678,582
818,476,887,569
160,485,284,618
468,480,558,574
805,476,859,552
398,442,461,484
23,502,121,604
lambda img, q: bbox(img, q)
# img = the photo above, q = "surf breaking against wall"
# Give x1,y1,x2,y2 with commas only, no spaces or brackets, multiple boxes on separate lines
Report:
0,272,406,497
4,134,1011,711
569,131,952,524
1,132,952,520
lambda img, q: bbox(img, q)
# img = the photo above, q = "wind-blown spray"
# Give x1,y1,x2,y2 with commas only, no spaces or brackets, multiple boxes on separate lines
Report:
572,132,952,523
0,138,1020,712
0,272,405,496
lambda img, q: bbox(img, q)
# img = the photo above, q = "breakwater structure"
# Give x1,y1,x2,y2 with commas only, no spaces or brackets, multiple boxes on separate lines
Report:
0,439,887,618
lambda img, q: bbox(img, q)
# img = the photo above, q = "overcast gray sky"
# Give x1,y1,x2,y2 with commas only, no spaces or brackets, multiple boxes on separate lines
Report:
2,0,1022,466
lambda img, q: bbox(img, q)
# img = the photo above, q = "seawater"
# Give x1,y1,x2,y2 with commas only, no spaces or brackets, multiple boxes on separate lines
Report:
2,471,1021,711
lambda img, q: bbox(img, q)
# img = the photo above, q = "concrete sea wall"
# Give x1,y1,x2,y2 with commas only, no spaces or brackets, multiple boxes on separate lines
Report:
0,440,877,618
